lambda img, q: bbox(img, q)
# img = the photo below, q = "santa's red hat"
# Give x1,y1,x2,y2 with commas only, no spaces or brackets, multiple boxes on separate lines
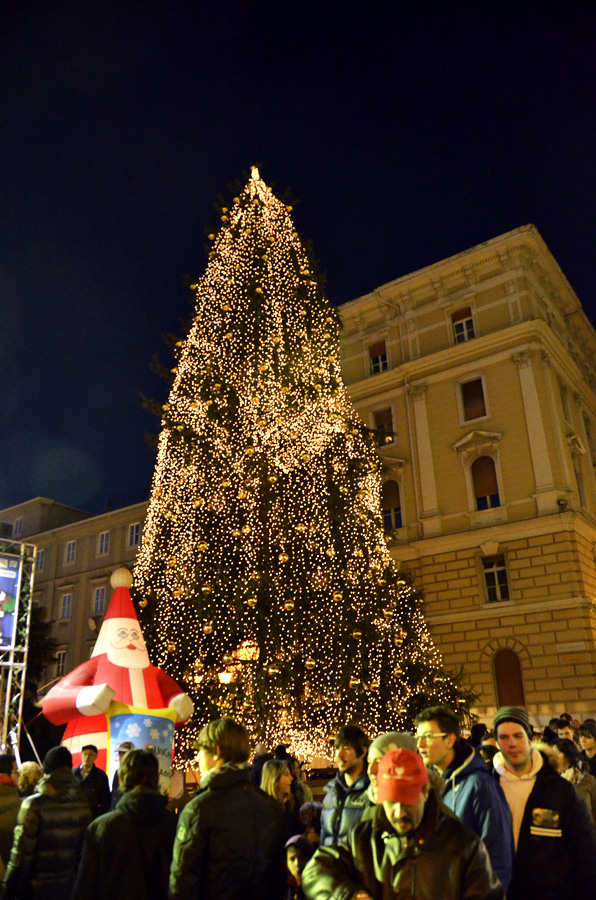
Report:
103,568,137,621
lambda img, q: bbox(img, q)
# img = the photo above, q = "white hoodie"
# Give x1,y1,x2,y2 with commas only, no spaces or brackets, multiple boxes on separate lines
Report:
494,748,543,849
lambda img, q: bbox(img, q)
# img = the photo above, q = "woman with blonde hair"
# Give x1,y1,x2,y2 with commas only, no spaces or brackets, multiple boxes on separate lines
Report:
261,759,301,837
17,761,43,798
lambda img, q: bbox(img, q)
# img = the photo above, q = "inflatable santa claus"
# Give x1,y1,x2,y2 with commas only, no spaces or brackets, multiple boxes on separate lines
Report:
42,567,193,770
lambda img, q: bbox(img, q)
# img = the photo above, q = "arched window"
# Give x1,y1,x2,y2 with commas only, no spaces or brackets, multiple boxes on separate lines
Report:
471,456,500,510
381,480,402,530
493,648,526,707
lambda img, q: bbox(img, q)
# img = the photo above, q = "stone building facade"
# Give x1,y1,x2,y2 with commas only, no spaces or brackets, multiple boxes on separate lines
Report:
0,497,148,684
339,224,596,723
3,224,596,724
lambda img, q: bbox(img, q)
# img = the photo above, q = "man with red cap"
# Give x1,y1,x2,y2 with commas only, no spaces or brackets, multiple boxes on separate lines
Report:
302,748,504,900
41,568,193,771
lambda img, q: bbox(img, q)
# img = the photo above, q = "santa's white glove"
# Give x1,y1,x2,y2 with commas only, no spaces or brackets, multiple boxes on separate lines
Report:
169,693,194,722
76,683,116,716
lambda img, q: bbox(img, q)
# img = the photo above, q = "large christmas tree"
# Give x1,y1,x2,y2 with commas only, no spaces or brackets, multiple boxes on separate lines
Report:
134,168,473,761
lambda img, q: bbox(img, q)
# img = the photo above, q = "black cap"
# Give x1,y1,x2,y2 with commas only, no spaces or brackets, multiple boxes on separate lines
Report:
493,706,532,738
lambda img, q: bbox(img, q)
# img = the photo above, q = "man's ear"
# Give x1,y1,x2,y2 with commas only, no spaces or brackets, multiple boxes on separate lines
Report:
447,732,457,750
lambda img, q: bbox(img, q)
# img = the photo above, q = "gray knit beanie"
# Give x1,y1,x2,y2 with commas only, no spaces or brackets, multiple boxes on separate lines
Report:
493,706,532,738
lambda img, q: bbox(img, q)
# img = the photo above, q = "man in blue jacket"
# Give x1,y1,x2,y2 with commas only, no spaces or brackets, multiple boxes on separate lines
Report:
320,725,370,846
415,705,513,892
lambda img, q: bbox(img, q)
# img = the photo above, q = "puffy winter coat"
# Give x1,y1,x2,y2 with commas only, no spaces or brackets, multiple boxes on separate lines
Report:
0,779,21,872
572,767,596,828
302,788,505,900
71,787,176,900
2,767,91,900
320,770,370,846
439,739,513,890
494,750,596,900
169,763,286,900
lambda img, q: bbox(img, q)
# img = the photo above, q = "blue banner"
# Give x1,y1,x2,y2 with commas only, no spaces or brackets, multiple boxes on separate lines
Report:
106,701,177,795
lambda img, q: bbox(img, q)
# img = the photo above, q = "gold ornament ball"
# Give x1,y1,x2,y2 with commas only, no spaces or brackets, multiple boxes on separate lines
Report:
278,552,289,563
295,523,306,533
326,548,335,558
268,474,278,484
349,677,360,689
167,643,176,653
246,597,257,607
221,478,231,488
351,629,363,640
384,435,393,444
241,524,251,535
201,584,212,595
383,608,394,619
198,541,208,551
244,446,255,457
167,557,177,568
284,599,295,611
223,654,233,664
305,658,316,669
203,622,214,634
332,591,343,602
139,598,148,608
268,665,280,675
232,529,241,538
370,680,380,691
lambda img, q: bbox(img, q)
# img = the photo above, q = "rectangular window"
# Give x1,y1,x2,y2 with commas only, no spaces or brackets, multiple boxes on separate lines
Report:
36,549,45,572
128,523,140,547
98,531,110,556
65,540,76,564
482,555,510,603
60,593,72,620
369,340,388,375
381,481,402,529
452,307,475,344
56,650,67,678
374,407,394,444
559,380,571,423
461,379,487,421
583,414,596,466
93,586,106,615
13,518,23,537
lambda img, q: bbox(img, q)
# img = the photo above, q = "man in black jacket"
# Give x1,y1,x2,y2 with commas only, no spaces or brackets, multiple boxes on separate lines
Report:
493,705,596,900
72,748,176,900
73,744,111,819
303,748,504,900
169,717,286,900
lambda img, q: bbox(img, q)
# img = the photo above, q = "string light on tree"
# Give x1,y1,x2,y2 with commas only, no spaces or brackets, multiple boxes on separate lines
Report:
134,167,474,763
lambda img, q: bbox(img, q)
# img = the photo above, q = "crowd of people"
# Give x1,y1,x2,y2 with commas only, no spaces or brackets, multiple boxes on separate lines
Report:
0,707,595,899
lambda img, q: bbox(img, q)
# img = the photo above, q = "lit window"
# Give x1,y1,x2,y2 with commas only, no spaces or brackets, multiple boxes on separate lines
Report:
98,531,110,556
128,523,140,547
369,341,388,375
36,549,45,572
374,408,394,444
13,518,23,537
93,586,105,615
60,593,72,620
56,650,67,678
460,379,486,421
482,555,510,603
452,307,475,344
381,480,402,529
65,540,76,564
472,456,500,510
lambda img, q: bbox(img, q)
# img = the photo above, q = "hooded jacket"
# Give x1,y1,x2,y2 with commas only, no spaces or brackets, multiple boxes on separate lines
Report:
439,739,513,890
302,788,505,900
320,770,370,846
493,748,596,900
169,763,286,900
71,787,176,900
2,767,91,900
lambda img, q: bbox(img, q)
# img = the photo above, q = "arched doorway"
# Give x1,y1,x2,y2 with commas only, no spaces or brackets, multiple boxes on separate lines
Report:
493,648,526,707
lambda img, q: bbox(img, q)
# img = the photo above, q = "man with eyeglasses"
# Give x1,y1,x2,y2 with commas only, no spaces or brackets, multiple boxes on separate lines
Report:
415,705,513,892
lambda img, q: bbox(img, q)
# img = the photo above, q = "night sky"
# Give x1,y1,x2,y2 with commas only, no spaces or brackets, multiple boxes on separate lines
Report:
2,2,595,514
